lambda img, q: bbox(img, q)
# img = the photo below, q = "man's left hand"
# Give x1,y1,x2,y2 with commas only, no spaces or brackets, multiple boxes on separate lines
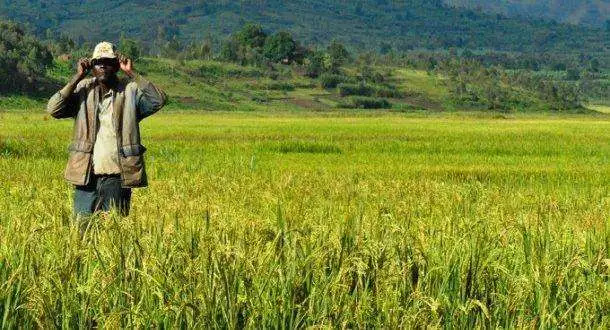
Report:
119,54,134,78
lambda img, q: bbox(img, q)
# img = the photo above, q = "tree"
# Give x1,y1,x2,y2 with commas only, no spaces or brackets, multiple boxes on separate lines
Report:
566,67,580,81
263,31,297,64
220,38,240,62
161,35,181,59
541,81,583,110
184,40,211,60
484,80,510,111
0,20,53,93
235,23,267,49
589,58,600,72
118,33,141,61
461,49,474,58
153,25,168,57
326,40,350,72
379,41,392,55
219,23,272,66
305,50,325,78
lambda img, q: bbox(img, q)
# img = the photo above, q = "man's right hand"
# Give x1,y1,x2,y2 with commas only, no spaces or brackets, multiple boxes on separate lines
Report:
58,58,92,100
76,58,91,79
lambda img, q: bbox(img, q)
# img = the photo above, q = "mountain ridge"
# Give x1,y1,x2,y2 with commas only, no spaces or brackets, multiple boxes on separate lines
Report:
445,0,609,27
0,0,607,53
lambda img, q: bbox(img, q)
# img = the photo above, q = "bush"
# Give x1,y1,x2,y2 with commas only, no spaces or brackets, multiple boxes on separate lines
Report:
373,85,404,98
338,96,392,109
264,81,295,91
319,73,350,88
338,83,403,98
338,83,374,97
185,62,265,79
358,64,386,83
251,91,270,103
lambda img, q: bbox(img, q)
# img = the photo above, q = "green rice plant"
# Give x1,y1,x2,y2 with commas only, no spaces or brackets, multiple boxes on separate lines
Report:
262,140,342,154
0,112,608,328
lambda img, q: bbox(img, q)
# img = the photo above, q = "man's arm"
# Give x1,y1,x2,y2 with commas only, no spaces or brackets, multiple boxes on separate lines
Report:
46,58,91,119
120,55,167,121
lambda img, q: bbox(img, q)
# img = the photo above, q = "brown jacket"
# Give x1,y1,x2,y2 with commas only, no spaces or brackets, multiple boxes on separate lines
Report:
46,74,167,188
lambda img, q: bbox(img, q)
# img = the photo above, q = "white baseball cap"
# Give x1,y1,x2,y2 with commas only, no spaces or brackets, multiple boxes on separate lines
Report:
92,41,117,60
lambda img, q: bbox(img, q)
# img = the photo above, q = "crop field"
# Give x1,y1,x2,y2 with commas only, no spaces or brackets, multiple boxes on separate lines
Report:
0,111,609,327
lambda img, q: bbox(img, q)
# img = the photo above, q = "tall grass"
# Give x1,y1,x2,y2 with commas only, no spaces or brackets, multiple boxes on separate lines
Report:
0,112,608,327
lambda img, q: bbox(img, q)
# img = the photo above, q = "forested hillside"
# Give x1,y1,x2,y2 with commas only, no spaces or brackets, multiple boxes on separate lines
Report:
2,18,608,114
0,0,607,54
446,0,610,27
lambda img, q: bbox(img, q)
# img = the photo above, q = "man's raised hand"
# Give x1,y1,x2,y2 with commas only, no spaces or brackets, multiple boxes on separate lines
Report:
76,58,91,79
119,54,134,77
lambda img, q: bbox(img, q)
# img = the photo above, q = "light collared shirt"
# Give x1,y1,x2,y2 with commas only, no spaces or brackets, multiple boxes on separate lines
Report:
92,89,121,174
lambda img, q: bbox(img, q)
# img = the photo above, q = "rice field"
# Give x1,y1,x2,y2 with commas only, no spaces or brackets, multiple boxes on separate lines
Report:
0,111,609,328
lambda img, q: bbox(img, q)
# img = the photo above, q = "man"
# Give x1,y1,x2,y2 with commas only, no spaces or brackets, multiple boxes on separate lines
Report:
47,41,167,218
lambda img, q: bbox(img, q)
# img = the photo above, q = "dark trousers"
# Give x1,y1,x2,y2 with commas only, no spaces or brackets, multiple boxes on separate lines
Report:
73,174,132,217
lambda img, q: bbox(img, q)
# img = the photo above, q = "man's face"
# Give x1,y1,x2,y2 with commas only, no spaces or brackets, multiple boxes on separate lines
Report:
92,57,119,83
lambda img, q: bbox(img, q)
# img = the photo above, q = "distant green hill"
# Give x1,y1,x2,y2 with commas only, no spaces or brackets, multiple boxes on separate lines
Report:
446,0,610,27
1,0,607,54
2,56,604,114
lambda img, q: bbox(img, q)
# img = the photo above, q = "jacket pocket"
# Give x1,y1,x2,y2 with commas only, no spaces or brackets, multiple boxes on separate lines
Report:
120,144,147,157
65,141,94,185
68,141,94,153
119,144,147,187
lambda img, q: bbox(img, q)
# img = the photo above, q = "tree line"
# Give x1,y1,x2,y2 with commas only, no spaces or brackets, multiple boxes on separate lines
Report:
1,19,607,112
